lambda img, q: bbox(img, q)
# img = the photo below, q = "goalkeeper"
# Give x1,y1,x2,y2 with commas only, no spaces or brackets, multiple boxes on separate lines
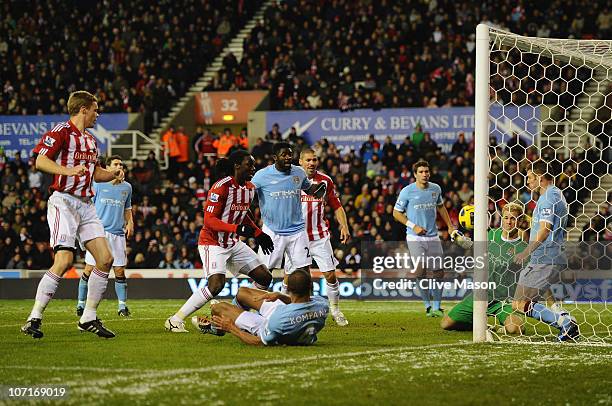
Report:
440,203,525,334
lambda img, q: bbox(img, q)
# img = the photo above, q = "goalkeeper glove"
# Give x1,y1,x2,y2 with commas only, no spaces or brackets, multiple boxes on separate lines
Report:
236,224,256,238
451,230,473,249
256,232,274,255
312,182,327,199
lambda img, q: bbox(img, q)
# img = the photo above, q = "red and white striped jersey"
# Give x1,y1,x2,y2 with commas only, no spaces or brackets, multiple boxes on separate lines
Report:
32,120,99,198
301,170,342,241
199,176,255,247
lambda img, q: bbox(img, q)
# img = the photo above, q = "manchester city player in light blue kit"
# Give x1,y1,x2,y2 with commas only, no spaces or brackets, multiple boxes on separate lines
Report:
77,155,134,317
512,160,579,341
195,270,329,346
251,142,326,291
393,160,456,317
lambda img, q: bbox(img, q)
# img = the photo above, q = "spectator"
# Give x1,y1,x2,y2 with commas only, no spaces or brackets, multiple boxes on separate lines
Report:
266,123,282,143
419,132,439,158
175,126,190,170
451,133,469,157
360,134,380,162
238,127,249,149
162,127,181,179
213,128,236,157
366,154,383,178
411,124,425,149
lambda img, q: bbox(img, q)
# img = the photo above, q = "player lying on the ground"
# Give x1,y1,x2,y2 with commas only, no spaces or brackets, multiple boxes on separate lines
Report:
441,203,525,334
22,91,123,339
78,155,134,318
512,161,579,342
298,148,350,326
165,151,275,333
193,270,329,346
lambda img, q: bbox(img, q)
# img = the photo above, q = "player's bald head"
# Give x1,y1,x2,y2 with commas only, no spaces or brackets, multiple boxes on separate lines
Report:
287,270,312,297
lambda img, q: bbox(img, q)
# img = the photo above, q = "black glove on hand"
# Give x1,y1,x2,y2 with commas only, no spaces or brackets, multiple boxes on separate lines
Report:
236,224,256,238
313,182,327,199
256,232,274,255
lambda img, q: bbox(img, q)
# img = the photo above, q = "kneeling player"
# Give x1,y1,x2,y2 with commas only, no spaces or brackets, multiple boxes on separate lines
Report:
441,203,525,334
165,151,274,332
196,270,328,346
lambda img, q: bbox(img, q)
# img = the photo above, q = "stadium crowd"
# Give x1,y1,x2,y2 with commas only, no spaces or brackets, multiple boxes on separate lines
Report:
2,1,609,119
0,0,261,130
208,0,611,110
1,124,610,272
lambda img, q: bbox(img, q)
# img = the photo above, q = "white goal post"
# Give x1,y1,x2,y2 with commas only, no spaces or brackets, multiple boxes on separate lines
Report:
473,24,612,343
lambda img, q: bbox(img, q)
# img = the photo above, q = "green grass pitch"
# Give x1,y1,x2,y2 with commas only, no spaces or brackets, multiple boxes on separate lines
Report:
1,300,611,405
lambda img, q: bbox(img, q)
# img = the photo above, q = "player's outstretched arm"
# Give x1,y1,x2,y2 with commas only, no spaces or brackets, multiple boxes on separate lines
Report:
35,154,86,177
212,315,263,346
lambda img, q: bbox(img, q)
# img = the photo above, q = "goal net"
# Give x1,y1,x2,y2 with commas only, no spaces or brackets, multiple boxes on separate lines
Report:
473,24,612,344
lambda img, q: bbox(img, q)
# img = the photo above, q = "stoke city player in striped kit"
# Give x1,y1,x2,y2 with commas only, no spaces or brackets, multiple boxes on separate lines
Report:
21,91,124,339
165,151,275,333
299,148,350,326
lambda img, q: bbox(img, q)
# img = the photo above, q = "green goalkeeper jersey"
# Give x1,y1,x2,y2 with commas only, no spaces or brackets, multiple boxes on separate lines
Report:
487,228,526,301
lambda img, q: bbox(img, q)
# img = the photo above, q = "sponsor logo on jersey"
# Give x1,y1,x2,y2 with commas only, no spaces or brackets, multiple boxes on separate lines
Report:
230,203,250,211
74,151,97,162
301,195,322,202
293,176,300,185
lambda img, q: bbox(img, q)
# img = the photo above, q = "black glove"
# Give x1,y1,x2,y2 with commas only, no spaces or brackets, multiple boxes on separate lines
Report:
256,232,274,255
312,182,327,199
236,224,256,237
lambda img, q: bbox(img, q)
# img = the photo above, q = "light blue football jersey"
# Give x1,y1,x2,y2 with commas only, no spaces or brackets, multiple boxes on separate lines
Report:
93,181,132,236
394,182,443,237
251,164,312,235
530,185,567,265
260,296,329,346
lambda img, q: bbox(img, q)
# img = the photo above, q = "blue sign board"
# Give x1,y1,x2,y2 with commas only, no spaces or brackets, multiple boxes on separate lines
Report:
266,105,539,154
0,114,129,158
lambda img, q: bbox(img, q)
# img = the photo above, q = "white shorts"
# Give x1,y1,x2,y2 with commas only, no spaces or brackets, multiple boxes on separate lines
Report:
517,264,562,290
85,232,127,267
47,191,105,250
259,225,311,273
405,234,444,271
234,299,285,336
309,236,339,273
198,241,263,278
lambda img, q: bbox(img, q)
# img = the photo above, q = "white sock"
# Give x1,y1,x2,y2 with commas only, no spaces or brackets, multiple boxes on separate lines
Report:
326,280,340,311
28,271,61,320
172,287,214,322
80,267,109,323
281,282,288,295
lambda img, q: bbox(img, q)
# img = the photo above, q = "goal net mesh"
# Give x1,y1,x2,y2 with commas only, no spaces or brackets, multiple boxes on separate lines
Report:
484,27,611,344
